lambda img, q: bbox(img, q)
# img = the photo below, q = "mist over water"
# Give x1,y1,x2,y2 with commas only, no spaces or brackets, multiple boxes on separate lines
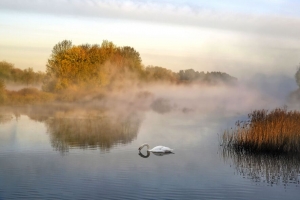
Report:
1,73,296,126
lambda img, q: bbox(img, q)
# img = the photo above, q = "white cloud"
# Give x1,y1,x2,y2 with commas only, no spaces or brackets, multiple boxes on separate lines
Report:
1,0,300,40
1,0,300,77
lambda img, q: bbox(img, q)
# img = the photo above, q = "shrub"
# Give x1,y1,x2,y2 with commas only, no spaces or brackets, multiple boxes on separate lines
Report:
222,107,300,153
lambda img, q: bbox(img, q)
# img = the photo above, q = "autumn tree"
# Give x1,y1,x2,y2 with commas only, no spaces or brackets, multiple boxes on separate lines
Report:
11,68,23,83
43,40,144,92
0,79,7,104
23,67,35,86
100,40,117,62
114,46,142,72
46,40,73,79
0,61,14,81
145,66,177,82
44,40,113,91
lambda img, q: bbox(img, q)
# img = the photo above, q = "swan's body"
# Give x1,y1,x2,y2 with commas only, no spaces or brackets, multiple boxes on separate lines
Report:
138,143,174,153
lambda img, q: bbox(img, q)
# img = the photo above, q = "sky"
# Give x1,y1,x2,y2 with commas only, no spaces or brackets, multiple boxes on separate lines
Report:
1,0,300,79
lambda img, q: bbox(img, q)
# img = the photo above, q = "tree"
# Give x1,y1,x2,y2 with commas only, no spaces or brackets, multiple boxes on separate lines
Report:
178,69,201,82
23,68,35,86
145,66,177,82
0,79,7,104
0,61,14,81
295,65,300,87
11,68,23,83
46,40,73,77
117,46,142,71
34,71,46,84
100,40,116,60
44,40,110,91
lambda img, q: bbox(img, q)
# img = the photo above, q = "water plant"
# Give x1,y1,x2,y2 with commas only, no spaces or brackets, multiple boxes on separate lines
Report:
222,107,300,153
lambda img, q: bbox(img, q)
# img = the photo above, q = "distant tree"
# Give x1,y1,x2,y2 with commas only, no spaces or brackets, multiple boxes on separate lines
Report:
203,71,237,85
295,65,300,87
34,71,46,84
178,69,201,82
23,68,35,86
177,69,236,85
0,61,45,85
10,68,23,82
0,61,14,81
0,79,7,104
145,66,177,82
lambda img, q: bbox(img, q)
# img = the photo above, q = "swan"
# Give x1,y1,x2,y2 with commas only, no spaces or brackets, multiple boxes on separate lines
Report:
138,143,174,153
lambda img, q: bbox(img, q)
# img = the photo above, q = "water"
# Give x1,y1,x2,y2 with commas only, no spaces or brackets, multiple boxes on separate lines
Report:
0,107,299,200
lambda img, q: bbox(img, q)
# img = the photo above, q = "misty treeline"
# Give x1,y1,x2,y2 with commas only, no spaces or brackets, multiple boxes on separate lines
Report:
289,65,300,105
0,39,236,105
43,40,237,92
0,61,47,104
0,61,45,85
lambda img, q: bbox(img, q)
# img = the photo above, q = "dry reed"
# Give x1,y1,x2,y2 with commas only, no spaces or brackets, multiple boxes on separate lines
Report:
222,107,300,153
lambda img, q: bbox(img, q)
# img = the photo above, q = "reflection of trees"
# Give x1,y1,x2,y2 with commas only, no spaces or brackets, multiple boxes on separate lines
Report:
151,98,171,114
222,148,300,187
45,114,141,153
1,105,143,153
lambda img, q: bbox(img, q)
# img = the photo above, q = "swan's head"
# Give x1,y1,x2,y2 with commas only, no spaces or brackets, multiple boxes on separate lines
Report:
138,143,149,151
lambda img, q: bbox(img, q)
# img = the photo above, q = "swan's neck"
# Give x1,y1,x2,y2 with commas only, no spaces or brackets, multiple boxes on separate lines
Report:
140,143,150,150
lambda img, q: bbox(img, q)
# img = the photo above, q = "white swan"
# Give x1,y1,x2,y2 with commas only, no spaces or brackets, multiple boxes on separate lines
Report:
138,143,174,153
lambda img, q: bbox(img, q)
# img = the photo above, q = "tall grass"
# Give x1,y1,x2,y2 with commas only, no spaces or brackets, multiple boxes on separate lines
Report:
222,107,300,153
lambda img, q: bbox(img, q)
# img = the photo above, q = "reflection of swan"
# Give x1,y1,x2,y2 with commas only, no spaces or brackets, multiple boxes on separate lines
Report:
152,152,174,156
138,151,174,158
138,143,174,153
138,151,150,158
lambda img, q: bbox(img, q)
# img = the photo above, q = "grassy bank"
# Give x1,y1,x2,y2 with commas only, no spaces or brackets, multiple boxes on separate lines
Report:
5,88,55,105
222,107,300,153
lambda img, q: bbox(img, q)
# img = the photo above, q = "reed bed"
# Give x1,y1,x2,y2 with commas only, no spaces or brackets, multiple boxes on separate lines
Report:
222,107,300,153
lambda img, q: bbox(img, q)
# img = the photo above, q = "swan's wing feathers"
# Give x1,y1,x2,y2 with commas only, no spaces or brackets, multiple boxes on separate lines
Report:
161,146,173,152
148,146,173,153
149,146,164,152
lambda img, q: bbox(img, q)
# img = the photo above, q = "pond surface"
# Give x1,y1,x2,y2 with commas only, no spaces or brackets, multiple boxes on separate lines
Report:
0,107,299,200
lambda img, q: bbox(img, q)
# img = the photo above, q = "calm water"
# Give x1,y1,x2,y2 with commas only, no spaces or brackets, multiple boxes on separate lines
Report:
0,107,299,200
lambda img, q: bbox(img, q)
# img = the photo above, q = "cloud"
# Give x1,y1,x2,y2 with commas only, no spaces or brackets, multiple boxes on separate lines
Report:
1,0,300,77
1,0,300,40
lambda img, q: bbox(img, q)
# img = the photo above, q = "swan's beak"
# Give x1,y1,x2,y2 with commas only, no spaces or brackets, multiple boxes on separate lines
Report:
138,147,141,151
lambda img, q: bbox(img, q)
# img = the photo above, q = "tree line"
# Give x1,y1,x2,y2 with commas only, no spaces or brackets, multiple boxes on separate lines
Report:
0,61,45,86
0,40,238,104
43,40,237,92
